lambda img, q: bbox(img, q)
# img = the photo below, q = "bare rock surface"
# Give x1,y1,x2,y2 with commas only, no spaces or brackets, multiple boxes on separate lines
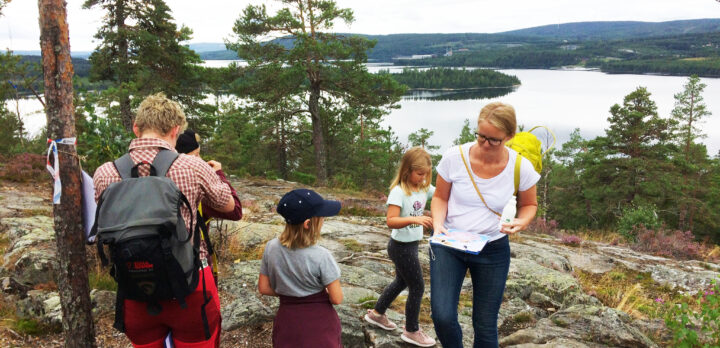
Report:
1,178,718,347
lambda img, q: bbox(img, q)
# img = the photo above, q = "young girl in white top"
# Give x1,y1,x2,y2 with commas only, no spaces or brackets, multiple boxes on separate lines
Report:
364,147,437,347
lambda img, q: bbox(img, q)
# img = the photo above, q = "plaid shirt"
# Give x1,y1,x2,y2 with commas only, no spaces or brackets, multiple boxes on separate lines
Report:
93,138,231,259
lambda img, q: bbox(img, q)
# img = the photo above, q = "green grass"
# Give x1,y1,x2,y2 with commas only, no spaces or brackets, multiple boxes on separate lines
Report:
513,312,534,323
575,265,686,320
14,319,42,335
357,296,377,309
89,268,117,291
340,239,365,253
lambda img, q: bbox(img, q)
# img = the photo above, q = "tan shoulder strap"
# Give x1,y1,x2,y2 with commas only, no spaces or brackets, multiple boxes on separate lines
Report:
514,153,521,196
458,145,501,217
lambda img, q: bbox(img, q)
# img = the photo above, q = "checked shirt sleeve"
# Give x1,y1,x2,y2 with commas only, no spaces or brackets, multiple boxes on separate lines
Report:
193,159,232,211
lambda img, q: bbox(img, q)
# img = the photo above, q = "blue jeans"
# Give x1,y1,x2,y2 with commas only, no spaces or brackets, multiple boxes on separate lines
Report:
429,236,510,348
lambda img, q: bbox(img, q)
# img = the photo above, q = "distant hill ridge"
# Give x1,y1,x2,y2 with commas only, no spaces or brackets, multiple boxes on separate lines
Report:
12,18,720,59
501,18,720,40
195,18,720,61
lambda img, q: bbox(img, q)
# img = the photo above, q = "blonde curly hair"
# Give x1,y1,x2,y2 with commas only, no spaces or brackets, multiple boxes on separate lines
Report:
134,93,187,135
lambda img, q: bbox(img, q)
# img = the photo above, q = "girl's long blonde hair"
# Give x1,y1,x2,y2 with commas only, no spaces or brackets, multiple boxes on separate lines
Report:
389,146,433,195
279,217,323,249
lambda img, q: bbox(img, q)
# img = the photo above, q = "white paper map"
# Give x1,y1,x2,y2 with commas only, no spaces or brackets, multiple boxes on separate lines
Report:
429,229,490,254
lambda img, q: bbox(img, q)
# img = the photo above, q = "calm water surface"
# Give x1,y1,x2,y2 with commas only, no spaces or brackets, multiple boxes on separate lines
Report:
376,66,720,155
14,63,720,155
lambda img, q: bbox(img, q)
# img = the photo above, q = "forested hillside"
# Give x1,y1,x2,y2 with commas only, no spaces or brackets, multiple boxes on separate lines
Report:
501,18,720,40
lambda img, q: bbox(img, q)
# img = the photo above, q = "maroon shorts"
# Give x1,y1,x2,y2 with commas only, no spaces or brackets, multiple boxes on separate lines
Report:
273,291,342,348
123,266,222,348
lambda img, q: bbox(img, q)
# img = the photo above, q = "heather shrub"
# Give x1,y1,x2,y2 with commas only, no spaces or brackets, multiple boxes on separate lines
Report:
632,228,707,260
526,218,559,236
561,234,583,246
617,204,661,242
338,198,384,217
0,153,46,182
665,278,720,347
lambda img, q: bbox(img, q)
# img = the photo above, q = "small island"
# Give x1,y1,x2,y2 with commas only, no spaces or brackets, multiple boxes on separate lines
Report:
383,67,520,90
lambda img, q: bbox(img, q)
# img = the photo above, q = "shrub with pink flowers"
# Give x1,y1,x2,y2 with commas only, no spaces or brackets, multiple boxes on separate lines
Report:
0,153,46,182
561,234,583,246
526,218,559,236
631,228,711,261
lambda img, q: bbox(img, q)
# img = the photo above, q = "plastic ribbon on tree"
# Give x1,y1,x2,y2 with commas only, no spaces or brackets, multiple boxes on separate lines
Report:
46,137,77,204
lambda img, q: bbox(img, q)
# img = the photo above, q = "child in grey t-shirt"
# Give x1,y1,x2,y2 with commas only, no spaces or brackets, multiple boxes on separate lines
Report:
258,189,343,348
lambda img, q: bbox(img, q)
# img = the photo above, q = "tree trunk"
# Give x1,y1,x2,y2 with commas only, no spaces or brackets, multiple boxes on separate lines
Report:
541,167,551,221
117,0,133,131
38,1,97,347
678,203,687,231
309,82,328,185
279,114,288,179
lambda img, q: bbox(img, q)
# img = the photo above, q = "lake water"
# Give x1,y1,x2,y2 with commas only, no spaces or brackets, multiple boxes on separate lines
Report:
11,62,720,156
365,64,720,156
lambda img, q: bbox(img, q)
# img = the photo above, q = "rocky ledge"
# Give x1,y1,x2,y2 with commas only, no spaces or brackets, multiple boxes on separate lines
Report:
1,178,718,347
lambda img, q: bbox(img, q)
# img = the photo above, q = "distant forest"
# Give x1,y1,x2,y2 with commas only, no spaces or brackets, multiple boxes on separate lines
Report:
192,19,720,76
395,32,720,76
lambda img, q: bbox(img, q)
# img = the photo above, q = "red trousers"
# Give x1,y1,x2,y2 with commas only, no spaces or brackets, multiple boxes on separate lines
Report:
123,266,222,348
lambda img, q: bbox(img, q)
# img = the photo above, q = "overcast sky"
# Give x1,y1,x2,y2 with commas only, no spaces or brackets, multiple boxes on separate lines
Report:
1,0,719,51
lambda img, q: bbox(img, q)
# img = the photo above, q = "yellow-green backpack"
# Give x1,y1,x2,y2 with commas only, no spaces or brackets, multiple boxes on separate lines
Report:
505,126,556,193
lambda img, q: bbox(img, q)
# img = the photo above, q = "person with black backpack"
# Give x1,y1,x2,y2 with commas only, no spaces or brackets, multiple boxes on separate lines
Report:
93,93,235,348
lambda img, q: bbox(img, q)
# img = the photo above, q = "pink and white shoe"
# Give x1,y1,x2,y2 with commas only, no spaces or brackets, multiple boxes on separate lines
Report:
401,328,436,347
363,309,397,331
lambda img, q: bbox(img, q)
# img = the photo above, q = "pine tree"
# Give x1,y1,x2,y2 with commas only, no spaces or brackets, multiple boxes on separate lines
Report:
38,0,96,346
408,128,439,152
547,129,596,228
669,75,712,231
230,0,405,185
0,51,23,152
671,75,711,155
83,0,203,131
453,119,476,145
585,87,673,226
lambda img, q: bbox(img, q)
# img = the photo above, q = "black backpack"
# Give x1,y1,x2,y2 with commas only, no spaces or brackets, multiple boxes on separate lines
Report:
91,149,212,339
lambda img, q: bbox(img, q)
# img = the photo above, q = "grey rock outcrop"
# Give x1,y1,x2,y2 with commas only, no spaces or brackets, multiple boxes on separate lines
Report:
1,216,58,287
500,305,658,348
15,290,62,328
220,260,276,331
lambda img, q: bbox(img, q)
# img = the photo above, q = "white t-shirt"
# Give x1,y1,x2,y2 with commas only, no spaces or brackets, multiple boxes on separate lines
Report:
436,142,540,242
386,185,436,242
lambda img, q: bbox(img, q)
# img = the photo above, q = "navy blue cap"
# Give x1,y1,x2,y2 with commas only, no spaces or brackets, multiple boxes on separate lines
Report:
277,189,341,225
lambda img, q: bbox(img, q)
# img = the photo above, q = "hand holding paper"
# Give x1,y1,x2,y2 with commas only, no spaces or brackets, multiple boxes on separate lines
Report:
429,229,490,254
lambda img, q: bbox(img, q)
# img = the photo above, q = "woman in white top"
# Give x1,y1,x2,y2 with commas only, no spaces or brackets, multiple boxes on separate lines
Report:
430,102,540,348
